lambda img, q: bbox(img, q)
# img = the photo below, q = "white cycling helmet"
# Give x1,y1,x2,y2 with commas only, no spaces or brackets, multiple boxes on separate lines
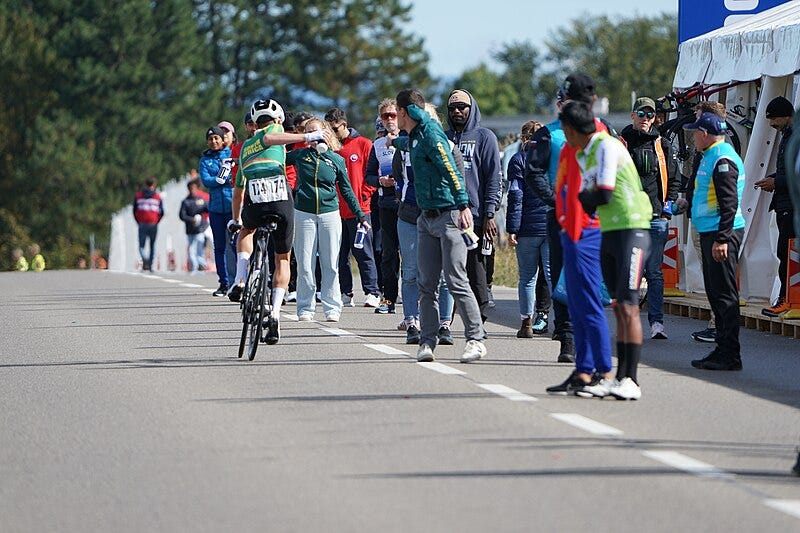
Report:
250,98,284,124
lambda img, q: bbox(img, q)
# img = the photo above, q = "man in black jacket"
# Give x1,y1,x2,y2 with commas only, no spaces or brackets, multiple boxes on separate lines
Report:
755,96,795,317
620,97,680,340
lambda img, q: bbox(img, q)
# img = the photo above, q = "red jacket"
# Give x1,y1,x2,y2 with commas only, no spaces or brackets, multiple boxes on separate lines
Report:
133,188,164,225
336,130,374,219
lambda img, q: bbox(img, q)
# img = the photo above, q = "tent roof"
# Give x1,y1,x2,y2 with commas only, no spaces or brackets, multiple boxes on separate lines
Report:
674,1,800,88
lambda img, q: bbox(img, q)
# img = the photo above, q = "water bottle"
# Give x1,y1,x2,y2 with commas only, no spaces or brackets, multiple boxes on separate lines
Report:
353,225,368,249
460,228,479,250
481,236,493,256
216,158,233,184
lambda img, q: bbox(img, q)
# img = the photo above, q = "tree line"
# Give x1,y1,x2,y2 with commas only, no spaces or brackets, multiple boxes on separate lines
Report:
0,1,677,269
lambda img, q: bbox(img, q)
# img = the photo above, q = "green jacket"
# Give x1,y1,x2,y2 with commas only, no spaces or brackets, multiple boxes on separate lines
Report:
394,105,469,211
287,147,364,219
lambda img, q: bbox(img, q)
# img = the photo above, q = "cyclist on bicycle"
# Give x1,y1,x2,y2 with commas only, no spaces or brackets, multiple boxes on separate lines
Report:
227,98,327,344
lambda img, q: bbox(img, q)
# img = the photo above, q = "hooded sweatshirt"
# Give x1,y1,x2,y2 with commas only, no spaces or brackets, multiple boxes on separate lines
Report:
336,128,375,219
445,90,502,220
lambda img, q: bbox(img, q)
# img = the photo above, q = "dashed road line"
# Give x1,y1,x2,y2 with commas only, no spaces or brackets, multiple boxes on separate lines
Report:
320,327,359,337
180,283,203,288
364,344,409,355
477,383,537,402
417,362,467,375
641,450,734,479
550,413,624,436
159,278,182,283
763,499,800,520
282,314,299,321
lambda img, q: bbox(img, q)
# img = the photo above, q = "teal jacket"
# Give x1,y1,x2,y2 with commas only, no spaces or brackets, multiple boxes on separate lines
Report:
286,147,364,219
394,105,469,211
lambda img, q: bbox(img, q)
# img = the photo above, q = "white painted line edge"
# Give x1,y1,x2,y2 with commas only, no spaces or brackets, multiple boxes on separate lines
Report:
202,289,215,293
282,313,299,321
417,362,467,375
641,450,734,479
478,383,537,402
180,283,203,288
160,278,182,283
364,344,409,355
320,327,358,337
764,499,800,520
550,413,623,436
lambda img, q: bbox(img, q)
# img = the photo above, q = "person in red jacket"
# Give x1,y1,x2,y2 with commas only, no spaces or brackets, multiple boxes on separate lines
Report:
325,107,381,307
133,176,164,271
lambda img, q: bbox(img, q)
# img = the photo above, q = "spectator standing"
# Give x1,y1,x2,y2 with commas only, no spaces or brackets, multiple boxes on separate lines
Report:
179,178,209,273
199,126,234,296
324,108,381,308
28,244,45,272
506,121,551,338
218,120,236,149
133,176,164,271
755,96,795,317
620,96,680,340
684,113,746,371
445,89,503,323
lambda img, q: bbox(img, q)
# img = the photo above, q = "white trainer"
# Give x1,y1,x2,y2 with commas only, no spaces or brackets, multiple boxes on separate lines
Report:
363,293,381,308
576,378,619,398
416,344,434,362
341,293,355,307
650,322,668,339
609,377,642,400
285,291,297,302
460,339,486,363
298,313,314,322
325,312,340,322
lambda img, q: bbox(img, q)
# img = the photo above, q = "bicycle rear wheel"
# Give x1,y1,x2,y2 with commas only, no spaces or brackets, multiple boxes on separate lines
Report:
247,268,266,361
665,114,743,182
237,256,258,358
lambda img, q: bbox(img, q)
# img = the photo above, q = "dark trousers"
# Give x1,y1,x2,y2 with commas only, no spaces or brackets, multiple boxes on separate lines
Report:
536,255,551,313
467,224,490,322
485,242,495,288
547,211,573,341
339,215,380,296
379,205,400,302
137,223,157,269
777,210,796,299
700,229,743,358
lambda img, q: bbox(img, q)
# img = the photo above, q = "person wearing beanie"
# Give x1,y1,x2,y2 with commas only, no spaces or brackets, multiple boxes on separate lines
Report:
756,96,795,317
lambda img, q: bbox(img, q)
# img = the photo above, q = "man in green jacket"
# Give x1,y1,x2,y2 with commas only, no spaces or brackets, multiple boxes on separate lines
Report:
391,88,486,363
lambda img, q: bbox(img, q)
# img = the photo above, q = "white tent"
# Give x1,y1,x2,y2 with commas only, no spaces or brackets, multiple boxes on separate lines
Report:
671,1,800,301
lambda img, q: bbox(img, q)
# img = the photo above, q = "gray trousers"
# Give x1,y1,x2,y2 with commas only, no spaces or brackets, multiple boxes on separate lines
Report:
417,210,484,347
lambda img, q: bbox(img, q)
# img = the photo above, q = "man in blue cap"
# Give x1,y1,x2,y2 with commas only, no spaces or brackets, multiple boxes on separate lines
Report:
683,112,745,371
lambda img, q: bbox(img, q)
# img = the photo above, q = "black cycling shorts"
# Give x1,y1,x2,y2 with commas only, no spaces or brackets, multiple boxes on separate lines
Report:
242,197,295,255
600,228,650,306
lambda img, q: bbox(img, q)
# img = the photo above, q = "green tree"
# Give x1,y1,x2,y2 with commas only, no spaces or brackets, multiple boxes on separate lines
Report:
445,64,518,117
493,40,543,114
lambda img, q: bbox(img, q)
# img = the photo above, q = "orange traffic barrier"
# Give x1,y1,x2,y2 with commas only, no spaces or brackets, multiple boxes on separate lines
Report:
786,238,800,319
663,227,685,297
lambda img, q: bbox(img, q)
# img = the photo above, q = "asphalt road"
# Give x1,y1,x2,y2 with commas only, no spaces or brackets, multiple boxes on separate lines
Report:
1,270,799,532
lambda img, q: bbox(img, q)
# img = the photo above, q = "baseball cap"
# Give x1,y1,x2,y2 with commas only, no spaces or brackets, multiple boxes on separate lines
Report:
217,121,235,135
244,111,253,124
633,97,656,112
448,89,471,106
206,126,225,139
765,96,794,118
683,112,728,135
561,72,596,105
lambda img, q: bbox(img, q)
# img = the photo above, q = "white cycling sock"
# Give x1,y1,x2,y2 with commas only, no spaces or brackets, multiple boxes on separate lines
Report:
271,288,285,318
234,252,250,285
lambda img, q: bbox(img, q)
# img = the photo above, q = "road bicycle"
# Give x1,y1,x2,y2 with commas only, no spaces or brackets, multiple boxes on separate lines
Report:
231,215,281,361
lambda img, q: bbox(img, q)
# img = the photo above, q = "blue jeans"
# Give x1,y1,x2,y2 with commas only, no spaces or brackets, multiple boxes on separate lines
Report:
339,216,380,297
209,212,236,286
515,236,550,318
137,224,157,267
644,218,669,325
187,233,207,272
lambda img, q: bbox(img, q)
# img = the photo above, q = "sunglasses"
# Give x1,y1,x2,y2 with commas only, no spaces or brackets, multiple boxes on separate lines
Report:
381,112,397,120
448,103,470,111
636,110,656,119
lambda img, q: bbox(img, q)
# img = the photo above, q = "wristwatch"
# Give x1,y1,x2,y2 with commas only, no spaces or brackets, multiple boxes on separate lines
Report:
485,211,495,219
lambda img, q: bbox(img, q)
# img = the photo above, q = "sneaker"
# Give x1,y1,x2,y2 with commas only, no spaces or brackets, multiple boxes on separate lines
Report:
609,377,642,400
517,317,533,338
792,452,800,477
437,325,454,345
264,317,280,345
460,339,486,363
416,344,434,362
690,327,716,343
557,337,576,363
531,312,549,334
325,312,340,322
298,313,314,322
487,287,496,309
406,325,421,345
363,293,381,308
374,299,395,314
650,322,668,340
227,284,244,303
576,377,619,399
285,291,297,303
341,292,354,307
212,283,228,297
691,352,742,371
762,298,790,317
397,319,410,331
546,370,588,395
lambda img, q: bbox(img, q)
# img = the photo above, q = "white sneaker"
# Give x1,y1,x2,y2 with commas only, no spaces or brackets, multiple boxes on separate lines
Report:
576,378,619,398
609,377,642,400
341,292,355,307
650,322,668,339
416,344,434,362
325,312,340,322
363,293,381,308
285,291,297,302
298,313,314,322
397,319,409,331
460,339,486,363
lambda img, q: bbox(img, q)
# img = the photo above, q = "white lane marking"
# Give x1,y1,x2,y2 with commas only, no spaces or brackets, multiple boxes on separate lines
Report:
142,274,161,280
764,500,800,520
202,289,215,293
417,362,467,375
180,283,203,288
160,278,182,284
282,314,298,321
550,413,624,436
478,383,537,402
364,344,409,355
641,450,734,479
320,327,358,337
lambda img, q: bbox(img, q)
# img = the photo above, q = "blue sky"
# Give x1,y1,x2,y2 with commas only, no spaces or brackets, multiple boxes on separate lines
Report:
410,0,678,78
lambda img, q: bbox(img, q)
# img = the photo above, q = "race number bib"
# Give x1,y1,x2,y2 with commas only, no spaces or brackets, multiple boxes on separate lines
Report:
248,175,288,204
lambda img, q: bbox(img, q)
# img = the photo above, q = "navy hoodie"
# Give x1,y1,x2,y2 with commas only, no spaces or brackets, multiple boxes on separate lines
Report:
445,90,502,221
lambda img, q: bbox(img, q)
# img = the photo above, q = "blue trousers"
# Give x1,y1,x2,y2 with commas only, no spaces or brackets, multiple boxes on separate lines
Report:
338,215,380,297
209,212,236,286
561,229,611,374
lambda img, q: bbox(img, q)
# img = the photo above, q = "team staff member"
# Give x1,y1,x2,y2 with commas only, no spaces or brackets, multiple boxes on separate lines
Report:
227,99,326,344
133,176,164,272
684,113,746,371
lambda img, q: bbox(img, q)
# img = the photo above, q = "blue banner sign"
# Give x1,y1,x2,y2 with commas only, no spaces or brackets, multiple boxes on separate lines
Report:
679,0,791,43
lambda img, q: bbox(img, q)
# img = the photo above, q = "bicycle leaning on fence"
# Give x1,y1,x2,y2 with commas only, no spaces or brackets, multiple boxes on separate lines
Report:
229,215,282,360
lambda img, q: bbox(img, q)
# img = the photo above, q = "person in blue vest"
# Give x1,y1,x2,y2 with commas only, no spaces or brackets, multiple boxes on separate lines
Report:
682,112,746,371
